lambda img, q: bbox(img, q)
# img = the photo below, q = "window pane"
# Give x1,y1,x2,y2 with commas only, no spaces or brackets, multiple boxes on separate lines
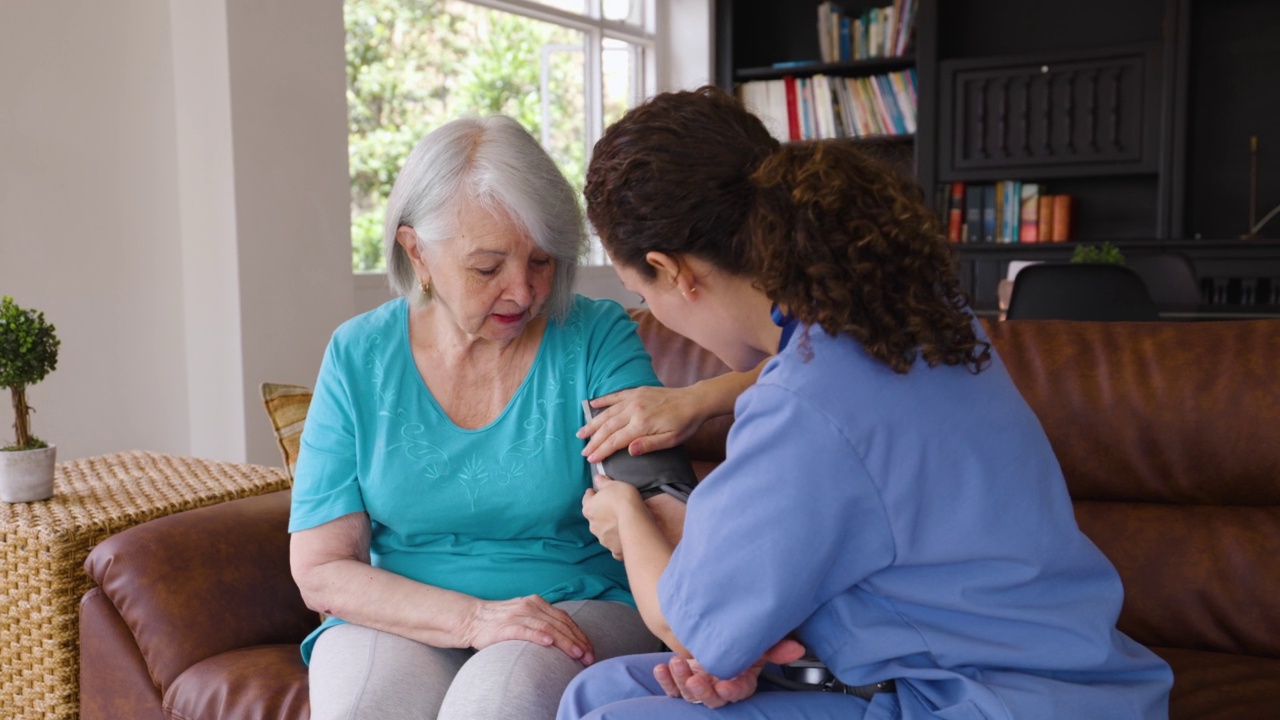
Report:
346,0,587,271
524,0,587,14
602,38,637,129
600,0,643,26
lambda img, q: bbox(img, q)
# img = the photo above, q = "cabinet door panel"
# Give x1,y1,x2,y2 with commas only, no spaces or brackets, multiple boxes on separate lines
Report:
941,46,1161,178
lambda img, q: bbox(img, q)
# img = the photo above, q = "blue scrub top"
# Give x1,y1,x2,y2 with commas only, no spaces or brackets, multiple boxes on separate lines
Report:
658,321,1172,719
291,295,659,663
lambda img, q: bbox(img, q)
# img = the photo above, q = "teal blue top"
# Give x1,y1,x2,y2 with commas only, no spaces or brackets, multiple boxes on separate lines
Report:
289,295,659,663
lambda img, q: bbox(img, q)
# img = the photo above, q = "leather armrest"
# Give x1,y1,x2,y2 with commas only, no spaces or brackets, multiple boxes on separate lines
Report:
84,490,317,691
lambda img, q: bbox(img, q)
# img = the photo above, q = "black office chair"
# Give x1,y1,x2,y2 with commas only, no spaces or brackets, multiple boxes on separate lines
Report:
1124,253,1202,312
1006,263,1160,321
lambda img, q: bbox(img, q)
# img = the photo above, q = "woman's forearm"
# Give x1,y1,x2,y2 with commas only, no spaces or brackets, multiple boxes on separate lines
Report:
295,556,482,648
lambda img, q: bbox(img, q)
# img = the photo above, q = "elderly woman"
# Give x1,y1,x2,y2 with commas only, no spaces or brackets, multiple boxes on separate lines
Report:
288,116,670,720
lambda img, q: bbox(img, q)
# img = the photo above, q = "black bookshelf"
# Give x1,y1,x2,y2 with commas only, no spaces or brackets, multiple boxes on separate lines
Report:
715,0,1280,315
717,0,936,184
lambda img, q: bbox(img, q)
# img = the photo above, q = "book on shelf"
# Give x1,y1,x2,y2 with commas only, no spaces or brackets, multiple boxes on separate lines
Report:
1051,195,1073,242
817,2,835,64
1006,181,1022,243
784,76,800,140
946,181,965,243
993,182,1004,244
981,185,997,243
1019,184,1040,243
1037,195,1055,243
816,1,917,62
936,182,1077,244
840,17,853,63
737,69,918,142
964,185,983,243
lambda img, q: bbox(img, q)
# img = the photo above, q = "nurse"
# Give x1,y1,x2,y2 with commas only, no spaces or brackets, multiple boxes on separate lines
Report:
558,86,1173,719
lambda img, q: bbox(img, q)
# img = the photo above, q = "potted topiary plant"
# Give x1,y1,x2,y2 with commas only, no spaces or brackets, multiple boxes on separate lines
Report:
0,296,61,502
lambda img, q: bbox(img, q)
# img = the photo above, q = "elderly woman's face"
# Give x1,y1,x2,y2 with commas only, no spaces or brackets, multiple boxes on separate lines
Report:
425,199,555,342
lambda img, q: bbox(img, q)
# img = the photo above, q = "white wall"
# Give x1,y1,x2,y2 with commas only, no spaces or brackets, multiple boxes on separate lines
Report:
1,0,353,466
1,0,708,466
1,0,192,460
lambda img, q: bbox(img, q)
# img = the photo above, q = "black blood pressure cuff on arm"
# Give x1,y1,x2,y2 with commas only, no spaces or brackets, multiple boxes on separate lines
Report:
583,400,698,503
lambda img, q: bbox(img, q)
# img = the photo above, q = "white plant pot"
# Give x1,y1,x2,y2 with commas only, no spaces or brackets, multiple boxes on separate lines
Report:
0,444,57,503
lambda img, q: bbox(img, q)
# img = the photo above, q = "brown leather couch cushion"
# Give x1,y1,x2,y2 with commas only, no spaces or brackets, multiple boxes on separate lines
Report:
166,645,309,720
79,587,166,720
1154,647,1280,720
84,490,315,692
981,319,1280,504
985,319,1280,664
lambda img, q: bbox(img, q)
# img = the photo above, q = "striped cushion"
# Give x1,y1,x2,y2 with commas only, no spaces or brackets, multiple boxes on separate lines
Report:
259,383,312,481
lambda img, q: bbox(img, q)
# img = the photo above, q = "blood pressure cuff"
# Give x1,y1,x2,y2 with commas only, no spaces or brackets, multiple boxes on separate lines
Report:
596,445,697,503
582,400,697,503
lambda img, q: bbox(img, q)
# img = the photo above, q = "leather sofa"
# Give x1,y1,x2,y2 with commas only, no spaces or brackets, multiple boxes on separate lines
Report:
79,310,1280,719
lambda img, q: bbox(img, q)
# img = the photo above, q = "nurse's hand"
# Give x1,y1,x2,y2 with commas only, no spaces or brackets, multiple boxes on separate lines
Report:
579,386,708,464
582,475,644,559
653,639,807,709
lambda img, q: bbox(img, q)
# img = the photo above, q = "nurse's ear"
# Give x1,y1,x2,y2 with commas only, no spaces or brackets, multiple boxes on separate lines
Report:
644,251,699,299
644,251,682,287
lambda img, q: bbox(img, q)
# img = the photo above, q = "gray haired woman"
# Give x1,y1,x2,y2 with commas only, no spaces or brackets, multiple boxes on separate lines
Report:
289,116,674,720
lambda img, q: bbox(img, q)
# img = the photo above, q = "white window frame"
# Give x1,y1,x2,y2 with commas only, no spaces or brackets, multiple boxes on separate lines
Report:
349,0,658,276
461,0,657,189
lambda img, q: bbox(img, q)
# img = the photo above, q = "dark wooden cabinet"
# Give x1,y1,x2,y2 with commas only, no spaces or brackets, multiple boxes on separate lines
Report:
939,46,1162,179
715,0,1280,316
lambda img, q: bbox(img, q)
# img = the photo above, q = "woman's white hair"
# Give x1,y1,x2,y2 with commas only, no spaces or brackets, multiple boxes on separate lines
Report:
385,116,585,320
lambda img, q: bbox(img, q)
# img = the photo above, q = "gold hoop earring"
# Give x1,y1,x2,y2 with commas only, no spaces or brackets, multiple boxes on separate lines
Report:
420,279,432,299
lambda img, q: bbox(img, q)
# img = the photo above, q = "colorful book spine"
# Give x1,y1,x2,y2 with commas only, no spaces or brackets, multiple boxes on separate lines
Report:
1052,194,1074,242
1037,195,1055,242
1005,180,1022,243
887,71,917,134
981,184,997,243
1019,183,1040,243
895,0,916,55
965,185,983,243
993,182,1005,243
947,182,965,243
783,76,800,141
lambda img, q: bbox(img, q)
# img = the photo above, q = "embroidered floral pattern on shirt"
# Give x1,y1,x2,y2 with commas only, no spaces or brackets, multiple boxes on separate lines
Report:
378,306,590,511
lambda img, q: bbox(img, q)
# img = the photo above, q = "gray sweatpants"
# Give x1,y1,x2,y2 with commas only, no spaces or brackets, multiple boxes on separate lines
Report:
309,600,661,720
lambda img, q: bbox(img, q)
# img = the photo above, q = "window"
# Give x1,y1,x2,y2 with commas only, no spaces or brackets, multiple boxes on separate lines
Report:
347,0,655,271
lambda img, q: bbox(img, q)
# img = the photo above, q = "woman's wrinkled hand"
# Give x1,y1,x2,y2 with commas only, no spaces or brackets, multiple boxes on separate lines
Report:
461,595,595,665
653,638,807,708
578,386,709,464
582,475,644,560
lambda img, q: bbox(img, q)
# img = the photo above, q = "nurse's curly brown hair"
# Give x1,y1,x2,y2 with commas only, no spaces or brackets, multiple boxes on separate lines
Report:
750,141,989,374
586,86,988,374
